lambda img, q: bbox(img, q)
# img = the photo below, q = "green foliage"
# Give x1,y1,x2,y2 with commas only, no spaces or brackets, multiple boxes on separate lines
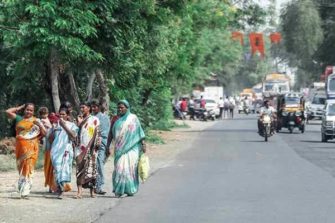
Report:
280,0,324,85
145,132,165,145
230,1,267,29
0,0,269,138
281,0,323,62
314,0,335,66
1,0,103,62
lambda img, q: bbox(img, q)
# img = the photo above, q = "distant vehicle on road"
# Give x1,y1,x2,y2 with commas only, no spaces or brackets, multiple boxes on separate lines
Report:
307,82,325,101
321,99,335,142
194,98,220,117
262,73,291,95
306,91,326,121
238,96,254,114
202,86,224,103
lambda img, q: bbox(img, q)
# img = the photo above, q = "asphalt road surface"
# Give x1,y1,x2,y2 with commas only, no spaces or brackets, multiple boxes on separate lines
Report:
97,114,335,223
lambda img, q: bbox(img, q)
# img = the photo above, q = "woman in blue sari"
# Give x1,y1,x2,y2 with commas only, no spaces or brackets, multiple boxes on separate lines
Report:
110,100,146,197
50,108,78,199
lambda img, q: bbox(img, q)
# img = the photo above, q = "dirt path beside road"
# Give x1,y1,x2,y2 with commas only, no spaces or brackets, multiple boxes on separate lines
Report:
0,120,217,223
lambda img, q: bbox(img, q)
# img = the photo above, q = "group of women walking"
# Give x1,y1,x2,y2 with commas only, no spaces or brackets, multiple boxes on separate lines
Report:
5,99,146,199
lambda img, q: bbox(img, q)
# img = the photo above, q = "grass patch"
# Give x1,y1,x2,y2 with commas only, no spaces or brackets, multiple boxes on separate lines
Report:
146,132,165,144
0,146,46,172
170,121,190,128
150,119,190,130
150,120,174,131
0,154,16,171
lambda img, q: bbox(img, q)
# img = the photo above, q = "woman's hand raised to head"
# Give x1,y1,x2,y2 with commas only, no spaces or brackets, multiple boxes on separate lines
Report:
6,104,26,119
18,104,25,111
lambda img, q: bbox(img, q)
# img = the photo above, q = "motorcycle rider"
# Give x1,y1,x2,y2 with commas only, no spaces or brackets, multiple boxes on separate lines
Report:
242,96,250,114
258,100,276,134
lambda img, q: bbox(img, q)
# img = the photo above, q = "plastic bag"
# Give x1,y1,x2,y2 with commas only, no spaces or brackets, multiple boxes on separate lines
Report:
138,154,150,182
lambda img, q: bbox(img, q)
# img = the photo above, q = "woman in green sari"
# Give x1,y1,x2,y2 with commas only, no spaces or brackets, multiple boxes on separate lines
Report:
110,100,146,197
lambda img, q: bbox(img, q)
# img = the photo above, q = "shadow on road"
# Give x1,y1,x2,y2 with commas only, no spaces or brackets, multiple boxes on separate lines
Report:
300,140,323,143
178,129,257,133
240,140,270,143
202,129,256,133
278,130,320,134
277,131,302,134
230,117,257,121
300,140,335,144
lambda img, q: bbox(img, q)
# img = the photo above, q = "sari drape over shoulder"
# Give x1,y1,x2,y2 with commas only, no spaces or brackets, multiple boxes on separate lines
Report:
51,121,78,192
112,112,145,196
75,115,100,189
15,116,41,197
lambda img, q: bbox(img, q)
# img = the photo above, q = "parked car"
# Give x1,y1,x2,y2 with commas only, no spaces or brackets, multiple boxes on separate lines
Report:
194,98,220,117
321,99,335,142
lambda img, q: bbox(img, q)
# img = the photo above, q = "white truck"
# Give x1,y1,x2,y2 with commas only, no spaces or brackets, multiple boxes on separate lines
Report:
202,86,224,102
262,73,291,95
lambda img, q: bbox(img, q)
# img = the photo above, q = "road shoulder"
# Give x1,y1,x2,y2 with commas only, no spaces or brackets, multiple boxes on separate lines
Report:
0,119,217,223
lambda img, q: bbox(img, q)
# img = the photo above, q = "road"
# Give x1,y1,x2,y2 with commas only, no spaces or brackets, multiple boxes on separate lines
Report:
97,114,335,223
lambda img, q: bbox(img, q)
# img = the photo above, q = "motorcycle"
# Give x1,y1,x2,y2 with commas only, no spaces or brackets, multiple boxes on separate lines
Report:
243,105,250,115
194,108,206,121
286,111,305,134
259,114,273,142
204,109,216,121
194,108,215,121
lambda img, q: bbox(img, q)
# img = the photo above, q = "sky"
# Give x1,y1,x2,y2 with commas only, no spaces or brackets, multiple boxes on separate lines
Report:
257,0,290,10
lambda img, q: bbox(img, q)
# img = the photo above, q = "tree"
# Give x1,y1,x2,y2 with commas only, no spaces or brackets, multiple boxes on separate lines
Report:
0,0,103,111
280,0,323,86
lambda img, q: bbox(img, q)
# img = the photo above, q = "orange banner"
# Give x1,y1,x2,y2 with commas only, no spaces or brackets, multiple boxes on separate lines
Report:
270,32,281,44
249,32,265,58
231,31,244,45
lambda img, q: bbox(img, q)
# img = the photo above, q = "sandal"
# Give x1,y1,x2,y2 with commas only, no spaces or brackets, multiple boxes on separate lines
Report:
90,188,96,198
114,194,122,198
74,194,82,199
57,192,64,200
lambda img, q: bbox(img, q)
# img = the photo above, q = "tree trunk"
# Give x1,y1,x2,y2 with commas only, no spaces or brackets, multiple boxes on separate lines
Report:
68,70,80,110
86,72,96,101
49,49,61,112
95,69,110,113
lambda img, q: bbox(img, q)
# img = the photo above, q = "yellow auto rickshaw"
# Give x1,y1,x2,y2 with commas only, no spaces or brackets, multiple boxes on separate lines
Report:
276,92,306,133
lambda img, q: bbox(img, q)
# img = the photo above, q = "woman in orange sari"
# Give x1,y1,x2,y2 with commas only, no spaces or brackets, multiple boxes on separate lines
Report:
6,103,46,198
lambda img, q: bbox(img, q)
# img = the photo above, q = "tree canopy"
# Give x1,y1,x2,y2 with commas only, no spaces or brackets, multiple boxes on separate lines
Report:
279,0,334,87
0,0,270,137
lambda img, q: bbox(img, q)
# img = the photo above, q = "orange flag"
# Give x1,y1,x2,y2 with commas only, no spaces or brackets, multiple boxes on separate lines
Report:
249,32,265,58
270,32,281,44
231,31,244,45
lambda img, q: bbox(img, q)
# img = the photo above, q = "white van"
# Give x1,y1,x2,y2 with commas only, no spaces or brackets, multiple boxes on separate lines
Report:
306,91,326,120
